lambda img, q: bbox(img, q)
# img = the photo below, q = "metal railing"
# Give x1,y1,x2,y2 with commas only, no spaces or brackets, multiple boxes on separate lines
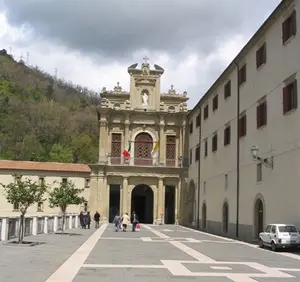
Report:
98,156,189,168
0,214,79,241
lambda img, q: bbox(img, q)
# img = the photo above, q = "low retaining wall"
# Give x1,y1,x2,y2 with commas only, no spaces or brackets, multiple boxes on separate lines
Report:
0,214,79,241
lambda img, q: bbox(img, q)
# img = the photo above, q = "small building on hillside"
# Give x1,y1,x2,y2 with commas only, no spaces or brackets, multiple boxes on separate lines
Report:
0,160,91,217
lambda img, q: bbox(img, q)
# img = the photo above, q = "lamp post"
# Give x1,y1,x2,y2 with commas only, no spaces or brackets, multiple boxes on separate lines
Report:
251,145,273,169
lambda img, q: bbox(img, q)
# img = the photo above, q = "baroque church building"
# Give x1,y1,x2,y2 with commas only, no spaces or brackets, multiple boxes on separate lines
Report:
89,58,189,224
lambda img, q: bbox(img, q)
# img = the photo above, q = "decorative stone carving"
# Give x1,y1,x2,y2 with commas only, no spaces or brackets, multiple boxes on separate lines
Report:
183,91,188,97
160,101,165,111
168,84,176,95
179,103,184,112
113,103,121,110
114,82,122,93
182,102,188,112
168,105,176,113
142,91,149,107
125,100,131,109
101,98,109,108
99,119,107,126
101,87,107,93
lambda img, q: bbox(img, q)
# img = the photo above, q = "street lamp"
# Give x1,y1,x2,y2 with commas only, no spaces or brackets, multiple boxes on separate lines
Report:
250,145,273,169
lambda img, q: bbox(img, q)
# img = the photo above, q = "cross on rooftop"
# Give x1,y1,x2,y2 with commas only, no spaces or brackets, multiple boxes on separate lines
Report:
143,56,149,64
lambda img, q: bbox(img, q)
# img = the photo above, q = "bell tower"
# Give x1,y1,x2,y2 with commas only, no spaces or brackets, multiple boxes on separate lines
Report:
127,57,164,111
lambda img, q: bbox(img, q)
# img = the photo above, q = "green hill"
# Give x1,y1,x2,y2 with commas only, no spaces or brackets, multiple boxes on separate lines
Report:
0,49,99,163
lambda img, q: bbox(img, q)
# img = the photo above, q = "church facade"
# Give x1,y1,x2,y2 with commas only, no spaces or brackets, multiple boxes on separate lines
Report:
89,59,189,224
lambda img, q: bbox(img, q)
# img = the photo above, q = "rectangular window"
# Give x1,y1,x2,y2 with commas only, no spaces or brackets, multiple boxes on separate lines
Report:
189,149,192,165
195,146,200,161
224,80,231,99
37,202,44,212
204,139,208,157
111,133,122,164
238,64,247,85
282,10,297,44
189,122,193,134
224,125,231,146
257,163,262,182
203,181,206,194
85,178,90,188
212,95,218,111
196,114,200,127
256,100,267,128
166,135,176,167
239,114,247,138
212,133,218,152
225,174,228,190
39,177,45,186
256,43,267,68
204,105,209,120
62,178,67,186
283,80,298,114
13,202,19,211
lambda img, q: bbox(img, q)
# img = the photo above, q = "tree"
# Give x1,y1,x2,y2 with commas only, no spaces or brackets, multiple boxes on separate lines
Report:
48,180,85,234
1,176,47,243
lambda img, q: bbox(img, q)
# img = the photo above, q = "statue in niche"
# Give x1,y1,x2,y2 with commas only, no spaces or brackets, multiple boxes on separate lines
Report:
142,91,148,107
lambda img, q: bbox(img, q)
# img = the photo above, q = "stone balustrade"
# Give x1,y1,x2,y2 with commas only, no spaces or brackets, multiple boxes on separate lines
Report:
0,214,79,241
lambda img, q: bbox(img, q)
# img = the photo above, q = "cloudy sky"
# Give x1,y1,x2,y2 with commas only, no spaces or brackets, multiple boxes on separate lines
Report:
0,0,281,107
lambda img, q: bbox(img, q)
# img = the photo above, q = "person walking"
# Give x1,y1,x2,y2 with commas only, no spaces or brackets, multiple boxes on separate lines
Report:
85,211,91,229
121,212,130,232
94,211,100,229
79,211,84,228
131,211,139,232
113,213,121,232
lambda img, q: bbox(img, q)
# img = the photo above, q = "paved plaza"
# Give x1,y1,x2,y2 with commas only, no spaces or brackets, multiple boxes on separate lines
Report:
1,225,300,281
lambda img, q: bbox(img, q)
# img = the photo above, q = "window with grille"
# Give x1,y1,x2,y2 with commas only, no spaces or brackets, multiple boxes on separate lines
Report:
166,135,176,166
283,80,297,114
239,114,247,138
282,10,296,44
134,133,153,165
111,133,122,164
212,133,218,152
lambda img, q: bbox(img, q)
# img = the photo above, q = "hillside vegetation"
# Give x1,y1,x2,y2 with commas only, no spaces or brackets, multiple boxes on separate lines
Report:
0,49,99,163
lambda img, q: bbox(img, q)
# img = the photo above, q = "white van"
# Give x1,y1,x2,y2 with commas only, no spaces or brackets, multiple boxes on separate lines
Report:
259,224,300,251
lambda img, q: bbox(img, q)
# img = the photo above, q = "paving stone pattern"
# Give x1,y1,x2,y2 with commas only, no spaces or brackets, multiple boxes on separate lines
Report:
1,224,300,281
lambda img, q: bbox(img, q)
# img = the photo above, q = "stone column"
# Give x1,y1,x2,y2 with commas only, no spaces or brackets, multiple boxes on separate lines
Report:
153,186,158,224
90,173,98,213
122,177,128,214
159,119,165,165
1,217,8,241
157,178,165,224
32,216,38,235
120,185,123,215
99,119,108,163
176,178,181,223
44,217,48,234
181,121,186,161
96,175,107,221
106,183,110,221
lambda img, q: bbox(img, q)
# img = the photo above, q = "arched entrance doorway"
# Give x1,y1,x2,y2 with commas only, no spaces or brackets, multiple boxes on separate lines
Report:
187,181,196,224
254,197,264,238
222,201,229,234
131,184,154,223
134,133,153,165
202,202,207,229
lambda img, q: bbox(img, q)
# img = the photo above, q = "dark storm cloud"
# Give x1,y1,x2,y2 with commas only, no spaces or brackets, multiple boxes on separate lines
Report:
2,0,280,59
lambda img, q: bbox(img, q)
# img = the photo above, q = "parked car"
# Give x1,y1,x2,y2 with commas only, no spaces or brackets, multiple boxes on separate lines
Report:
259,224,300,251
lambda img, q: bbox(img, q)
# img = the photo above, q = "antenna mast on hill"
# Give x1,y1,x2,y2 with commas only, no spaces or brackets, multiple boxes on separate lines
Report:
54,68,58,89
26,52,29,65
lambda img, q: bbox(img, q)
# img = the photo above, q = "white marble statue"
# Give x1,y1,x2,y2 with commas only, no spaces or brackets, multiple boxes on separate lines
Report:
142,92,148,107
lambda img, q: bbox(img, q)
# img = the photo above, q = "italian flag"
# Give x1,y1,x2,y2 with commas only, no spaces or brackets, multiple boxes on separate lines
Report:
123,142,131,159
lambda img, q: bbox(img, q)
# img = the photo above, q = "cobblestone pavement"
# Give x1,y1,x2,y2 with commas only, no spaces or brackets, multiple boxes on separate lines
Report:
2,224,300,282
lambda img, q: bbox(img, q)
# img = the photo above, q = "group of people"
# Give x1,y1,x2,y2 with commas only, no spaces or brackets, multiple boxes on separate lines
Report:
113,211,139,232
79,211,101,229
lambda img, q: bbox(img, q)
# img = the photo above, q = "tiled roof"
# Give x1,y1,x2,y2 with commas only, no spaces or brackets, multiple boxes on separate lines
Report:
0,160,91,173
